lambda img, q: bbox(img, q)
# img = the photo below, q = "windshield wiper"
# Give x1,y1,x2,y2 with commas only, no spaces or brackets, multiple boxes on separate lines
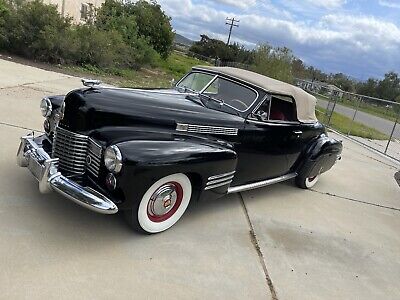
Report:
199,94,224,106
176,85,197,94
199,94,241,116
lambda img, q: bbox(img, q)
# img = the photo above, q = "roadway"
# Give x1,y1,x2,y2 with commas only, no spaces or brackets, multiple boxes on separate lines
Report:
317,98,400,140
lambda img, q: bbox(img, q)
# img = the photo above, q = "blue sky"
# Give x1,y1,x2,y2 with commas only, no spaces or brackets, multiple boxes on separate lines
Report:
158,0,400,80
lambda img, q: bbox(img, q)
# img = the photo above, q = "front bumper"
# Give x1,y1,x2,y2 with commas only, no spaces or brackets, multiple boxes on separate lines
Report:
16,133,118,214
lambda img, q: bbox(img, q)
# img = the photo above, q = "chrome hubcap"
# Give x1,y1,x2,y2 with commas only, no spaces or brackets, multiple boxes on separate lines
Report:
148,184,178,217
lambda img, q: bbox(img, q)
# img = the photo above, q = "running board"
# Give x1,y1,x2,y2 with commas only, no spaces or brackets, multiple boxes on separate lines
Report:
227,173,297,194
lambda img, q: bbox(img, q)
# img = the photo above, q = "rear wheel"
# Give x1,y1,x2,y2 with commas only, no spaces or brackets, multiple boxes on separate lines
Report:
295,174,320,189
125,173,192,234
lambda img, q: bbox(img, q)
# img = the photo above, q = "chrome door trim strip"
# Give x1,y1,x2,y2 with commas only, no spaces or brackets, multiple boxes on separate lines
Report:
227,173,297,194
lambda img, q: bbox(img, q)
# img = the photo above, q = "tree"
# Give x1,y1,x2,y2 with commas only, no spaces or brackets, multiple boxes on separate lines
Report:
189,34,255,63
376,71,400,101
252,44,293,83
131,0,174,59
328,73,355,92
356,78,379,98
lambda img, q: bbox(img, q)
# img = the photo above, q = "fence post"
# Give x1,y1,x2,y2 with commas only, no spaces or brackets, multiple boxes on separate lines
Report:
327,93,338,126
347,95,362,136
385,108,400,154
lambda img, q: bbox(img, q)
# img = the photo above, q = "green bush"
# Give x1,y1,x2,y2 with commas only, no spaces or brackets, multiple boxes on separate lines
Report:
0,0,168,69
0,0,9,48
4,0,71,61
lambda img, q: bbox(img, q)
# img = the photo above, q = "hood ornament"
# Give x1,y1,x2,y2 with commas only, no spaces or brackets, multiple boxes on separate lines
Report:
81,79,102,87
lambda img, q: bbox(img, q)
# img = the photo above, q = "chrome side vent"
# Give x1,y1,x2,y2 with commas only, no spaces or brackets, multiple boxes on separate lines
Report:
87,138,102,178
52,127,88,175
205,171,235,190
176,123,238,136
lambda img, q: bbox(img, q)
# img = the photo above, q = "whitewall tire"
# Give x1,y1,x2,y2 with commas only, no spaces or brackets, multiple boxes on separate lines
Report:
136,173,192,234
295,174,320,189
305,175,319,188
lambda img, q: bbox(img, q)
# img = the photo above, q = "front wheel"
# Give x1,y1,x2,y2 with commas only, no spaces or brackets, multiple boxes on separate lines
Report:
125,173,192,234
295,174,320,189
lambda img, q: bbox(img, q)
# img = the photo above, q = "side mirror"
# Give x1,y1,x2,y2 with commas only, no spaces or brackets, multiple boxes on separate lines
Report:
253,110,268,121
170,78,176,87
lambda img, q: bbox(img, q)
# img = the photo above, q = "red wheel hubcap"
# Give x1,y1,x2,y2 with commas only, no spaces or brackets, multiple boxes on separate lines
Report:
147,182,183,223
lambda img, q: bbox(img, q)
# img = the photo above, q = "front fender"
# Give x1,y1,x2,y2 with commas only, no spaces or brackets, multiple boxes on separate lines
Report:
113,135,237,210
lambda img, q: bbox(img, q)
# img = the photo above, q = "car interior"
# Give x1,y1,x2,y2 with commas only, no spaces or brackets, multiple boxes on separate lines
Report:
254,94,297,122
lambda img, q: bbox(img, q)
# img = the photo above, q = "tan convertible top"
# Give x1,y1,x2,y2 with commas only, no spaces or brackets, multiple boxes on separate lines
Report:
193,66,317,123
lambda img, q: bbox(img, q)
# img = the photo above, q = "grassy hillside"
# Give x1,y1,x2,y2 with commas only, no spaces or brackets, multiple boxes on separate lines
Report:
62,51,211,88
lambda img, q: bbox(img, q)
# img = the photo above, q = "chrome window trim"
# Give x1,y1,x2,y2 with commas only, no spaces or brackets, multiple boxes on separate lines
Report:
247,93,301,126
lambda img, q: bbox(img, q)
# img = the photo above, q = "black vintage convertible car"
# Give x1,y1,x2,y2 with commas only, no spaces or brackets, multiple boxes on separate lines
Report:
17,66,342,234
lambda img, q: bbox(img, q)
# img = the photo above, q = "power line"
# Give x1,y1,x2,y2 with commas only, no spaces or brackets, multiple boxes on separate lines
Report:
225,17,240,45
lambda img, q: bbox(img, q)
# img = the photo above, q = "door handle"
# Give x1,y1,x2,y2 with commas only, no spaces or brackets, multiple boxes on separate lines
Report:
293,130,302,135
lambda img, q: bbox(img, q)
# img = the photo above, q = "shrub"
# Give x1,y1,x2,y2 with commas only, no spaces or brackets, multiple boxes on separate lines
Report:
4,0,71,61
0,0,10,48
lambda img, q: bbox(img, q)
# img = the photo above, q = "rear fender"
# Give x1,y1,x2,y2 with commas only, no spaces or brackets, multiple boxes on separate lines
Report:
296,134,343,178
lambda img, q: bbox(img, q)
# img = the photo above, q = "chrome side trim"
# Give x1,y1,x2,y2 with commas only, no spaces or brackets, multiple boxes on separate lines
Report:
205,180,233,190
17,135,118,214
204,171,236,190
207,175,235,186
176,123,238,136
208,170,236,181
227,173,297,194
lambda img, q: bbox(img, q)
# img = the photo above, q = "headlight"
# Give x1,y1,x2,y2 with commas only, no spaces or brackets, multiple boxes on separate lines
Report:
40,97,52,117
104,145,123,174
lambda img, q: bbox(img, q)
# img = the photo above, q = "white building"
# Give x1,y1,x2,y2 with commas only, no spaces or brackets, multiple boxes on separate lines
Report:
44,0,104,23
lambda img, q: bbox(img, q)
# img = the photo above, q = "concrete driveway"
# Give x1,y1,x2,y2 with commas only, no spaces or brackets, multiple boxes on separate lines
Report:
1,59,400,299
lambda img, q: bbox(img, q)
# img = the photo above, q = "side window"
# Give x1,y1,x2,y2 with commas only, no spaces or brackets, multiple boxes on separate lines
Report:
253,94,297,122
269,95,297,121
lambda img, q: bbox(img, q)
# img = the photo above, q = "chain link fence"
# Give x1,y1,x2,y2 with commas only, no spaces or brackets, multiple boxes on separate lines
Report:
296,79,400,162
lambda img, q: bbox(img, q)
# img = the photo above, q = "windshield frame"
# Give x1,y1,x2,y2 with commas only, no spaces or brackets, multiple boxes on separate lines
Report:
176,71,260,115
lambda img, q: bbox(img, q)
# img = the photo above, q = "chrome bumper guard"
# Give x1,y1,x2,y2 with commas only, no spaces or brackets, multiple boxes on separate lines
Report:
16,134,118,214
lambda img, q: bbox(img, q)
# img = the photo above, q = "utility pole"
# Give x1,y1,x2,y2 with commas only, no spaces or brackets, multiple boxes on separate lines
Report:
225,17,240,45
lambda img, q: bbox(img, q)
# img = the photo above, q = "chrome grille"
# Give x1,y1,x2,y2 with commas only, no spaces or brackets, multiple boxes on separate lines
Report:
87,138,102,177
53,127,88,175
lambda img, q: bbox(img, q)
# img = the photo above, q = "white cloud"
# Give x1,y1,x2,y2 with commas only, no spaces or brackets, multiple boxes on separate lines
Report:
160,0,400,78
213,0,257,10
305,0,346,9
378,0,400,8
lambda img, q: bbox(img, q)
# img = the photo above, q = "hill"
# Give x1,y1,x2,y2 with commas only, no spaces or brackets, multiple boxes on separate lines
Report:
174,33,194,46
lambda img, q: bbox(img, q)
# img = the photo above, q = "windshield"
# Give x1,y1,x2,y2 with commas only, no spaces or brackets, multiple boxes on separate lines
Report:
202,77,258,112
176,72,215,92
176,71,259,114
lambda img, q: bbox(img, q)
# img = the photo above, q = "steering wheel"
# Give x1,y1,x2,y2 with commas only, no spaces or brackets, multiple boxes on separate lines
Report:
230,99,248,111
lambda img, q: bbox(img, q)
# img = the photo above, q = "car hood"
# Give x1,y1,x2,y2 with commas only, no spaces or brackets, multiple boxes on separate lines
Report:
59,88,244,133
